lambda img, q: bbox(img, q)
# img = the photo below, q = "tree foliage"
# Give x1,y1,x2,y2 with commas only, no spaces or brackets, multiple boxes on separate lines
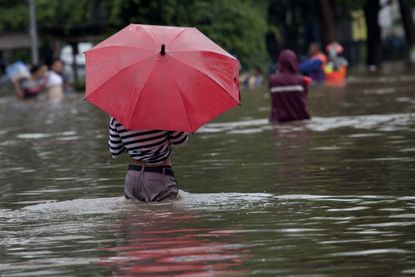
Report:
0,0,29,32
105,0,269,70
1,0,414,69
0,0,268,70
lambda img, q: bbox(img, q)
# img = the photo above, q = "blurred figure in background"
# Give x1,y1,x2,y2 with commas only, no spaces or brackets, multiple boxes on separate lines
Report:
268,49,312,123
239,67,264,89
247,67,264,88
324,42,348,86
299,43,327,84
13,64,47,99
46,59,64,100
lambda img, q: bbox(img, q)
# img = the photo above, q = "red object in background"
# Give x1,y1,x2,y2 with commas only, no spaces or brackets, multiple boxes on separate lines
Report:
326,41,344,54
85,24,240,132
325,66,347,86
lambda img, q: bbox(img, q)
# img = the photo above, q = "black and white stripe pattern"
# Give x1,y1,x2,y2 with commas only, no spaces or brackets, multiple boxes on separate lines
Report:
109,117,188,165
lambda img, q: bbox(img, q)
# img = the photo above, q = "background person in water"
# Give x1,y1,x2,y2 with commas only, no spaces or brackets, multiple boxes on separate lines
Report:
13,64,48,99
268,49,312,123
46,59,65,100
299,43,327,84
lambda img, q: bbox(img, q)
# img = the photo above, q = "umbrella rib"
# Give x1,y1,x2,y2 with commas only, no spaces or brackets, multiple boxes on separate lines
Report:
169,28,190,46
85,56,156,101
169,54,239,104
139,26,159,47
170,49,235,60
165,61,194,132
87,45,153,53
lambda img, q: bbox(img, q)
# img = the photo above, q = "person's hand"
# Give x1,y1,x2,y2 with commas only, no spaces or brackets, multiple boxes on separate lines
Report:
12,79,23,99
304,76,312,87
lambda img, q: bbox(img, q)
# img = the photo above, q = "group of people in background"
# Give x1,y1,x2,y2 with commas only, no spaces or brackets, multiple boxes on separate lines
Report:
268,41,348,123
299,41,348,85
7,59,67,101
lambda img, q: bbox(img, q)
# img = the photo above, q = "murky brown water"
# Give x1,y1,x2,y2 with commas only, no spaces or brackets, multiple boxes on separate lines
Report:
1,70,415,276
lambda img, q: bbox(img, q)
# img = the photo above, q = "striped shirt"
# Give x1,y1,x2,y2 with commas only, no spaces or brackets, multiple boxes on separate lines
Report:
108,118,188,165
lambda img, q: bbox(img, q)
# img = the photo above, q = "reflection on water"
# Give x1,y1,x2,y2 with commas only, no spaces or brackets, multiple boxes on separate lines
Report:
1,72,415,275
2,192,414,275
0,193,262,276
97,202,249,276
99,227,248,276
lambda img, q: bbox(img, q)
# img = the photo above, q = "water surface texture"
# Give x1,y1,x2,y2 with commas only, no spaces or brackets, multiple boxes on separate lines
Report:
1,71,415,276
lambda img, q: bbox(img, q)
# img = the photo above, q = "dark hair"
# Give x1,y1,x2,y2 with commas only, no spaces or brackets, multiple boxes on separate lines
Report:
52,59,63,65
30,64,42,74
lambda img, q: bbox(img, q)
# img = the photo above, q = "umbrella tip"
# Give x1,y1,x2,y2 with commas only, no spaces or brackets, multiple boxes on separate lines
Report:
160,44,166,56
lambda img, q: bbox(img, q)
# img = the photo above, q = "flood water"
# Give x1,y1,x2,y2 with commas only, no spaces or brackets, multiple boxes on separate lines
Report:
1,70,415,276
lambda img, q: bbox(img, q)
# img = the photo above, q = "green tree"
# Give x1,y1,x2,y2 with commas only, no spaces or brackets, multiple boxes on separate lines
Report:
0,0,269,70
0,0,29,33
267,0,319,55
106,0,269,70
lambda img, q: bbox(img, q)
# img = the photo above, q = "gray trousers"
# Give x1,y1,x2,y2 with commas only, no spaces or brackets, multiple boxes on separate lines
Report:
124,167,179,202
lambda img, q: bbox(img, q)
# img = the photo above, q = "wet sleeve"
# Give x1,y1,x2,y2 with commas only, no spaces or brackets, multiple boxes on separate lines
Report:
168,131,188,146
300,59,323,73
108,118,126,157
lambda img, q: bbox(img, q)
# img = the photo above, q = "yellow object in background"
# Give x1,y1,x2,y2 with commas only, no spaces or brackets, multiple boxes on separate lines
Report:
352,10,367,41
324,64,334,74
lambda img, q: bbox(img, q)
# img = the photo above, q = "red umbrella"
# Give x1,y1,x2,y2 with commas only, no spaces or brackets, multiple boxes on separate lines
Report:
85,24,240,132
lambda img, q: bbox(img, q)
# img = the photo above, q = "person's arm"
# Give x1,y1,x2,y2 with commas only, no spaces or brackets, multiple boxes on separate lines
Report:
12,78,24,99
299,59,323,74
303,76,312,87
168,131,188,146
108,118,126,157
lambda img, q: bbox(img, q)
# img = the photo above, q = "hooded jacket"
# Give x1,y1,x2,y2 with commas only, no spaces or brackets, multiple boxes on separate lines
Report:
268,49,311,122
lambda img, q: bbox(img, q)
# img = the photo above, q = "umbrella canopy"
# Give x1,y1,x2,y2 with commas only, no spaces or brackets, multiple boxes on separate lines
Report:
85,24,240,132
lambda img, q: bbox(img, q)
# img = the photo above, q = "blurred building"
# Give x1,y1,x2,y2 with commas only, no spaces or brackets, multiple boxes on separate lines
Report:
0,33,31,74
379,0,408,61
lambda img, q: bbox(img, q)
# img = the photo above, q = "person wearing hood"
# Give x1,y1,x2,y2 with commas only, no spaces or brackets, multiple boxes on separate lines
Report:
268,49,312,123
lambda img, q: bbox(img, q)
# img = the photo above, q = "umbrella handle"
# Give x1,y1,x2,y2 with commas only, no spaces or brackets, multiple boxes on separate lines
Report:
160,44,166,56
